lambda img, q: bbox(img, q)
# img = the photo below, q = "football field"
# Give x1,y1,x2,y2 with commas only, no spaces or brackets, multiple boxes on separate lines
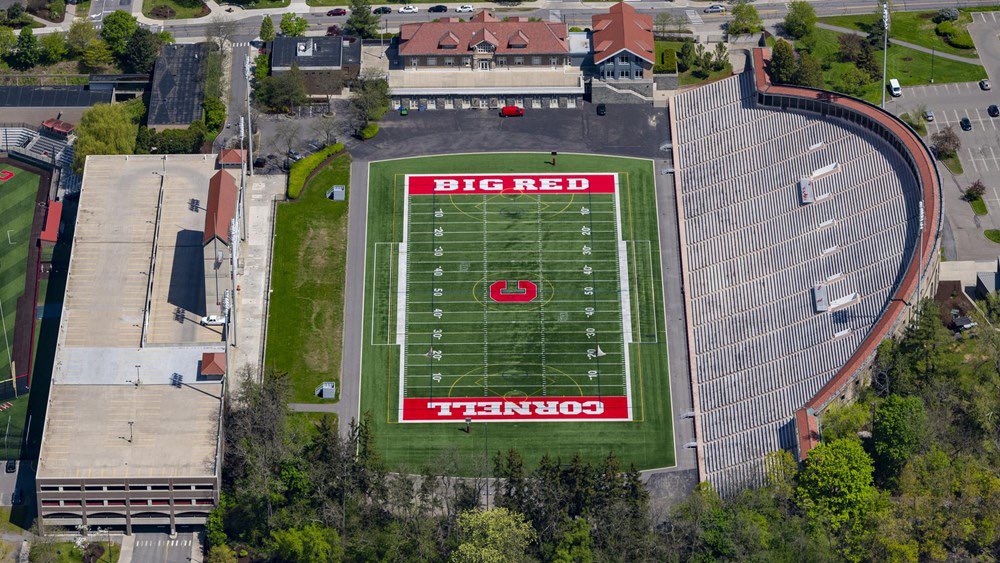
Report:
361,154,674,472
0,163,40,386
399,173,633,422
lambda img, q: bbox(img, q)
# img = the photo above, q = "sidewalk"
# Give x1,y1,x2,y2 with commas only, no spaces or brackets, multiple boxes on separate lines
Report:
816,22,983,64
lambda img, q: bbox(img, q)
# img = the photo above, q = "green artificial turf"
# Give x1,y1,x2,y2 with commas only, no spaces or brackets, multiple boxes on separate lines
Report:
359,153,674,474
819,10,978,59
265,153,351,403
0,164,39,387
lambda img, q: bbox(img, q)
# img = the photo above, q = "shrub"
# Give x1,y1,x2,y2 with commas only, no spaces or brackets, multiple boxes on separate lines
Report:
287,143,344,199
966,179,987,200
359,123,379,140
150,5,175,18
202,96,226,132
569,26,583,32
936,7,959,22
654,48,677,74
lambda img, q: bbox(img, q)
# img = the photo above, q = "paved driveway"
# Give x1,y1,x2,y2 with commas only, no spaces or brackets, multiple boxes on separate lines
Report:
131,532,199,563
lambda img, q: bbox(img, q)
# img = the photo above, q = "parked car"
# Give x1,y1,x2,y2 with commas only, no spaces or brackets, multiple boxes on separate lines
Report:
327,7,347,15
980,79,992,91
960,117,972,131
253,157,267,168
5,460,15,473
287,150,303,161
10,490,21,506
428,4,447,12
888,78,901,97
399,4,418,13
596,103,607,116
373,6,391,13
923,109,934,122
455,4,474,12
704,4,725,13
989,104,999,117
201,315,226,326
500,105,524,117
326,25,342,36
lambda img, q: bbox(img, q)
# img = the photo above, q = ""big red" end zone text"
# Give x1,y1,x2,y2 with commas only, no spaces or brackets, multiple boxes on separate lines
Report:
406,173,617,196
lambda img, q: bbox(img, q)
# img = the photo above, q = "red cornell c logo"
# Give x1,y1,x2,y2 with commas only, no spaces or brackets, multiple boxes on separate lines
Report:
489,280,538,303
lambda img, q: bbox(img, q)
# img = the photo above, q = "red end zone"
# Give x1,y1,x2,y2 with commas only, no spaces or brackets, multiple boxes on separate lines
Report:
402,396,630,422
406,173,617,196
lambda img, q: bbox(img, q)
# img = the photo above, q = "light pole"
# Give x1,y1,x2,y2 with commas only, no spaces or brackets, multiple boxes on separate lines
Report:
880,1,889,109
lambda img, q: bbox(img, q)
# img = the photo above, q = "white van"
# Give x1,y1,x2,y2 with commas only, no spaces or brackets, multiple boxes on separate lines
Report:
888,78,902,97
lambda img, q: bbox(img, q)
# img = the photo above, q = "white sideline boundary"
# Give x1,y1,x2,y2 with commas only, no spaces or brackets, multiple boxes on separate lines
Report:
612,175,635,420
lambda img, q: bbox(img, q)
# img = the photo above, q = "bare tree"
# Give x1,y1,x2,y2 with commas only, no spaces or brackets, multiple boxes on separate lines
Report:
207,15,239,51
310,115,342,146
274,120,301,165
931,126,961,158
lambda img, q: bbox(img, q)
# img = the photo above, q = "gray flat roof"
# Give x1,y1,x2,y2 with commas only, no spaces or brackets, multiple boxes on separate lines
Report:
148,43,208,127
39,154,229,482
0,86,112,108
271,36,360,70
37,383,222,480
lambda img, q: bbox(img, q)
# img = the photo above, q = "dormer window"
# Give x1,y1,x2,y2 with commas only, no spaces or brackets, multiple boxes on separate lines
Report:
438,31,460,50
474,42,494,53
508,30,529,49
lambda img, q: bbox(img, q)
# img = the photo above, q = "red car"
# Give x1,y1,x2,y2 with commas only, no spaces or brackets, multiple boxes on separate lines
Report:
327,8,347,15
500,106,524,117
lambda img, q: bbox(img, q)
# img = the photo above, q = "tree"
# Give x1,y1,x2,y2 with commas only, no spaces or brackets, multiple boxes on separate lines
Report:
203,97,226,131
123,28,161,73
280,13,309,37
257,64,306,113
769,40,797,84
966,179,987,200
72,102,140,172
836,65,870,96
6,2,24,22
81,38,113,71
712,41,728,71
678,40,695,72
207,15,238,51
49,0,65,20
931,126,961,158
100,10,138,56
349,68,390,131
936,7,959,22
871,395,926,489
552,517,593,563
269,524,344,563
691,42,709,78
259,15,275,42
11,27,39,70
66,20,97,57
794,51,823,88
205,545,238,563
796,439,880,534
345,0,379,39
39,31,66,65
0,26,16,58
867,10,887,48
783,1,817,39
451,508,536,563
310,115,341,146
728,1,763,36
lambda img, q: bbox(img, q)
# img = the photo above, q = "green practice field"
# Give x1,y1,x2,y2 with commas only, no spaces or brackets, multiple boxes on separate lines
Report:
0,164,39,386
360,153,674,473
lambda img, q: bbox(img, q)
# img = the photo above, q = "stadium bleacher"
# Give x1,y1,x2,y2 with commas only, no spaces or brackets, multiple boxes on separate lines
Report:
1,125,80,193
673,72,921,495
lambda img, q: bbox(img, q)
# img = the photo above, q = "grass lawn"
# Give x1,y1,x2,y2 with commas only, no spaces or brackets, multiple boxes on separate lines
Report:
680,64,733,87
655,40,685,73
265,153,351,404
234,0,290,8
940,153,964,175
969,195,988,215
30,541,120,563
819,10,978,59
899,113,927,136
143,0,209,19
985,230,1000,244
359,153,674,474
0,164,39,388
802,27,987,104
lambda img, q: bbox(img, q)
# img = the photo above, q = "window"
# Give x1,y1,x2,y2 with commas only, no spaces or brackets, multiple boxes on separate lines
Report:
531,56,541,65
445,57,454,66
497,57,506,66
550,57,559,66
634,68,643,79
619,69,627,79
462,57,471,66
410,58,418,68
618,54,629,64
475,43,492,53
427,57,437,66
514,57,524,65
479,60,490,70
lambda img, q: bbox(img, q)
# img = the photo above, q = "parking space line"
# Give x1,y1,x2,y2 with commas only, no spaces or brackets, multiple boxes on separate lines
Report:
990,146,1000,170
968,148,980,172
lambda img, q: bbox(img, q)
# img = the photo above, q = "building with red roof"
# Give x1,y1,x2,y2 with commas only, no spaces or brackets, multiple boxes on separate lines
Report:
39,200,62,245
204,170,238,247
589,2,655,100
391,10,588,111
200,351,226,380
217,149,246,169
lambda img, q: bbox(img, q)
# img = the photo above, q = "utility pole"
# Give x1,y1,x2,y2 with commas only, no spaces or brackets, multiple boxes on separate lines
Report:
880,1,889,109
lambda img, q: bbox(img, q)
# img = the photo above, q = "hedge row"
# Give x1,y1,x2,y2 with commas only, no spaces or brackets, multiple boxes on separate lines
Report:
935,21,975,49
287,143,344,199
654,49,677,74
360,123,379,140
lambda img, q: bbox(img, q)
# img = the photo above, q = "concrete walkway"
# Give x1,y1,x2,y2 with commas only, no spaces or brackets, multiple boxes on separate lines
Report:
816,22,983,65
289,403,341,413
